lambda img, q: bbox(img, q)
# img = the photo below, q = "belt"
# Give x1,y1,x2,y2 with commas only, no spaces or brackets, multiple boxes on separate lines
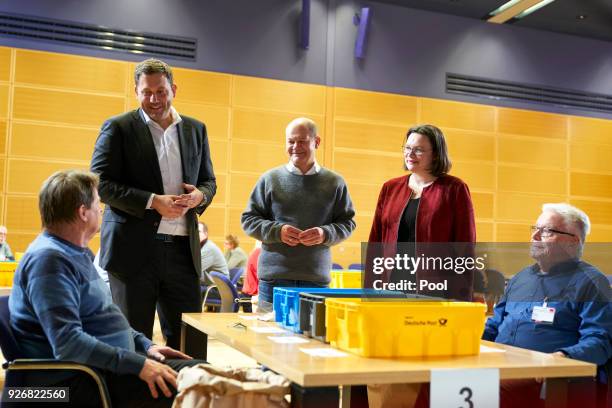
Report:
154,234,189,243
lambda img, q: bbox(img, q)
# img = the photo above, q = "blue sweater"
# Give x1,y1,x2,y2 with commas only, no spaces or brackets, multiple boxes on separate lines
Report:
9,232,151,375
483,260,612,366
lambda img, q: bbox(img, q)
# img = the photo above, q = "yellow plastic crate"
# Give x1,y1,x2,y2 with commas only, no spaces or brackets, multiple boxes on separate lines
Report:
329,270,362,289
0,271,13,287
325,298,486,357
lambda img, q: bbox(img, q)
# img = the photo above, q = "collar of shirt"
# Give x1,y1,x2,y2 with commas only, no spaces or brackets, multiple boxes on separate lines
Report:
140,106,182,129
531,258,580,276
286,161,321,175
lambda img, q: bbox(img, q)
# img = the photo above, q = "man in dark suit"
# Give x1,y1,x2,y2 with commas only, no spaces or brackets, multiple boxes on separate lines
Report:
91,58,216,350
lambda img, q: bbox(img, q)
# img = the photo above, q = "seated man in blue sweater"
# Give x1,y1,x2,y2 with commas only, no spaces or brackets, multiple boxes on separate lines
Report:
483,203,611,407
9,170,204,407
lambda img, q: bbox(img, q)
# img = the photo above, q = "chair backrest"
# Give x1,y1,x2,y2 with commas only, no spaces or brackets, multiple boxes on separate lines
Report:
228,267,244,286
607,275,612,287
331,263,343,270
348,263,364,270
0,296,22,361
210,272,239,313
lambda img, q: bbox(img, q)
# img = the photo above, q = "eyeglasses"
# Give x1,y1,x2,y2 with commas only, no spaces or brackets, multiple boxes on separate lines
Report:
402,146,430,156
530,226,576,238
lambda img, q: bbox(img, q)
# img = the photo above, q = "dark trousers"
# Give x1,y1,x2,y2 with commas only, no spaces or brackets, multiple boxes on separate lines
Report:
109,238,202,349
3,358,205,408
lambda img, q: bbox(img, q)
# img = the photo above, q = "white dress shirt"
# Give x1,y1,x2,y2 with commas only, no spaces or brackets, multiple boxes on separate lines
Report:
142,107,188,236
285,160,321,175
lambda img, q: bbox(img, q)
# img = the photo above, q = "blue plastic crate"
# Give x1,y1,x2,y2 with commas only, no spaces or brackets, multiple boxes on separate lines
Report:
273,287,363,333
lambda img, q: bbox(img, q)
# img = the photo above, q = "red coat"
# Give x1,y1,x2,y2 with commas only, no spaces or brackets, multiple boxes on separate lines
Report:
368,174,476,244
366,174,476,300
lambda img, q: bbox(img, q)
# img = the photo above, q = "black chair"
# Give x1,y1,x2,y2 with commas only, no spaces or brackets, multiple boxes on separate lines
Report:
0,296,112,408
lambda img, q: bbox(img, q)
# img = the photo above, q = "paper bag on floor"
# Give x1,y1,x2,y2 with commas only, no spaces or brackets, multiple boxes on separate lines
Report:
172,364,290,408
367,383,421,408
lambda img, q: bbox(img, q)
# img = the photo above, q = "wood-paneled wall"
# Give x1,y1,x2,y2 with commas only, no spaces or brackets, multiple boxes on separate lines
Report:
2,47,612,267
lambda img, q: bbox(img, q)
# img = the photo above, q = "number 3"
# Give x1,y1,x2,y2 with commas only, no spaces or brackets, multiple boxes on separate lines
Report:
459,386,474,408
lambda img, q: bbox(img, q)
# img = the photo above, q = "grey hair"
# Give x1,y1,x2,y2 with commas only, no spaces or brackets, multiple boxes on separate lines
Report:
542,203,591,244
286,117,318,138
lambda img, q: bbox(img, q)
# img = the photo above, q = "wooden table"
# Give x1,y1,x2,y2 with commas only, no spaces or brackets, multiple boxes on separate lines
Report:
181,313,596,408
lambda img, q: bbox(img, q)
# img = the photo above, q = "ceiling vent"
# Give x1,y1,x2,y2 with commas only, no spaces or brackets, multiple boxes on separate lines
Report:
447,73,612,113
0,12,197,61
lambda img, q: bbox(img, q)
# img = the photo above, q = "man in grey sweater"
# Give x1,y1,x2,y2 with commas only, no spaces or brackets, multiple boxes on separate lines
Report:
241,117,356,310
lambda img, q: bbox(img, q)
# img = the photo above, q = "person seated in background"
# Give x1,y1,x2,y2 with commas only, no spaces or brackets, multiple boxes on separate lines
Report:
0,225,15,261
198,222,229,286
9,170,204,407
223,234,248,270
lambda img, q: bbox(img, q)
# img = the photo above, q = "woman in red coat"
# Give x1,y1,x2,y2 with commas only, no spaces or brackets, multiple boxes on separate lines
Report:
366,124,476,300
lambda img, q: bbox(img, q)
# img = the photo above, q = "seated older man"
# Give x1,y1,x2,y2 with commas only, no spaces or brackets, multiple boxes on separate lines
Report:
9,170,205,407
482,203,611,407
416,203,611,408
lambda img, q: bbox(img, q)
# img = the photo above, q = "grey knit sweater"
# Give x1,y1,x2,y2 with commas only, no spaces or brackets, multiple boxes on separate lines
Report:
241,166,356,283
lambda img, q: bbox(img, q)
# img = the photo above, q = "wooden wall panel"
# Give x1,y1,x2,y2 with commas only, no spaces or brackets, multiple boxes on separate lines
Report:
0,47,11,82
0,158,6,193
476,222,494,242
7,159,85,194
347,182,383,214
5,195,39,231
420,99,495,132
498,136,566,168
0,121,7,155
471,192,494,220
586,226,612,242
15,50,127,94
444,130,494,162
232,109,324,143
570,199,612,225
10,232,39,254
231,141,286,174
334,120,405,153
496,223,532,242
208,140,228,173
498,109,567,139
212,174,227,205
334,88,417,124
352,214,373,242
172,68,231,105
496,192,563,222
172,102,230,140
233,76,325,115
13,87,124,126
451,162,495,190
498,166,566,195
569,116,612,146
570,142,612,173
571,172,612,198
198,206,226,238
11,123,97,161
334,151,400,185
0,84,9,119
227,208,253,241
228,173,260,208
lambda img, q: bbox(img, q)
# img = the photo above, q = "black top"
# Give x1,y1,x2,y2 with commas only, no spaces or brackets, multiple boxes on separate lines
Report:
397,198,420,243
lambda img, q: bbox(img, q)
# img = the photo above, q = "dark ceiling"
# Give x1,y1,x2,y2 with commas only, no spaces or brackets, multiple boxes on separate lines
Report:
370,0,612,43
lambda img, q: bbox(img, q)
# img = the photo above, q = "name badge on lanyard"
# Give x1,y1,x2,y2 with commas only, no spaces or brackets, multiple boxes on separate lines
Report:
531,301,556,324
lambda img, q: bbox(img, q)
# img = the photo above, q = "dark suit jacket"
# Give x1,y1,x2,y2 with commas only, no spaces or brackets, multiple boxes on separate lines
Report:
90,109,216,279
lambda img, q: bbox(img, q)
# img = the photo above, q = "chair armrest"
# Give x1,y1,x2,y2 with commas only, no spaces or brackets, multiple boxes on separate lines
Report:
6,359,112,408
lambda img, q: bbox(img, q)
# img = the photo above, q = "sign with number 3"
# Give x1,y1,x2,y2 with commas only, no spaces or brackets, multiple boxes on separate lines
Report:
430,368,499,408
